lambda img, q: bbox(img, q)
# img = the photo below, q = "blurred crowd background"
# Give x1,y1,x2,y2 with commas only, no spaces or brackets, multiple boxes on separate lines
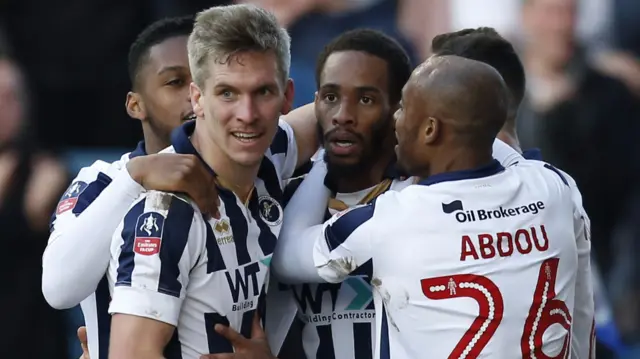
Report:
0,0,638,358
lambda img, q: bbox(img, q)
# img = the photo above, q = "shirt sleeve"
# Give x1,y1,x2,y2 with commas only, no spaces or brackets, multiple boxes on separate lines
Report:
264,276,298,355
267,119,298,182
108,192,201,327
272,161,330,284
42,162,145,309
568,178,595,359
313,202,378,283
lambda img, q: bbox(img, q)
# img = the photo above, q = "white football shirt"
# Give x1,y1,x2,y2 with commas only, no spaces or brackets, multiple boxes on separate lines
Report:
313,160,581,359
283,176,413,359
48,141,147,359
107,120,297,359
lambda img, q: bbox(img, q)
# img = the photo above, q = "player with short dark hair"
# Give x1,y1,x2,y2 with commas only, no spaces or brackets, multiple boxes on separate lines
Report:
268,29,414,359
42,16,220,359
125,15,196,155
431,27,526,152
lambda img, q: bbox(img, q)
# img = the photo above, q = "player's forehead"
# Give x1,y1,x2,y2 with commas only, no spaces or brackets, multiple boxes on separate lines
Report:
205,50,281,92
145,36,190,76
320,50,389,94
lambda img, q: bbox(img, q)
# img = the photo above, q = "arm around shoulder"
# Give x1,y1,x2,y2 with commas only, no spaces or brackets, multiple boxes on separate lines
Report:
42,166,144,309
281,103,319,170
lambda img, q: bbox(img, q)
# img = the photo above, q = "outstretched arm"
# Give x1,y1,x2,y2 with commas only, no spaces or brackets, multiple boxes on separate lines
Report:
272,160,330,284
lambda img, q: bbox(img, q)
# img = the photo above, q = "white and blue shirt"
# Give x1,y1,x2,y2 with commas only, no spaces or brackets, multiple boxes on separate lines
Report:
48,141,147,359
312,160,581,359
279,169,412,359
107,120,298,359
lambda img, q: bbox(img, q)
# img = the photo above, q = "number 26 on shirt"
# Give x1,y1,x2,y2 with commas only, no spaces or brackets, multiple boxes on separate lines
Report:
421,258,571,359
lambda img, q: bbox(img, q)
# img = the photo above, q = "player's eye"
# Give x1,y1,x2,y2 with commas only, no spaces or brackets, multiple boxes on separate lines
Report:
220,90,235,100
323,94,337,103
360,96,374,105
166,79,184,86
258,87,272,96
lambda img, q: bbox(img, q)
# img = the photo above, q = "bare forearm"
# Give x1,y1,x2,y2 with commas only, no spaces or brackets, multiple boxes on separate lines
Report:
109,314,174,359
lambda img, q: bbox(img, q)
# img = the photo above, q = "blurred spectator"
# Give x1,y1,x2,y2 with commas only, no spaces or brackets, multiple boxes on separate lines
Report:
516,0,639,297
0,54,68,358
243,0,419,108
0,0,155,151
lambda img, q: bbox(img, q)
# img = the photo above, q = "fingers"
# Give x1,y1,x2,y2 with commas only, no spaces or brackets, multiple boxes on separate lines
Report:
251,312,266,340
214,324,246,346
77,326,90,359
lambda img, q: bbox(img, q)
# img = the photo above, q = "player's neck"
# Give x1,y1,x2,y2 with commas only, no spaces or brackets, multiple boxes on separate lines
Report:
191,127,258,201
423,148,494,180
497,124,522,154
334,151,395,194
142,130,170,155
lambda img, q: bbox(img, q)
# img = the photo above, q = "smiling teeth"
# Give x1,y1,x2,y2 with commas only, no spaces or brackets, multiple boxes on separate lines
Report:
233,133,259,140
335,141,353,147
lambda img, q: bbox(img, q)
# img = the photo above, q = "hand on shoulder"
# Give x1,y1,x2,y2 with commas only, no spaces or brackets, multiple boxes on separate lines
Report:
127,153,220,218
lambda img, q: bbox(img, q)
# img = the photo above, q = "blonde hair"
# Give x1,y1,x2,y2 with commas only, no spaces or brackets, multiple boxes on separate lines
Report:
188,4,291,89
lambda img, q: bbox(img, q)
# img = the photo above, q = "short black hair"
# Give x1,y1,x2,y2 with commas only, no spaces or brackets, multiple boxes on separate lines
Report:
431,27,526,119
315,29,412,104
128,16,194,87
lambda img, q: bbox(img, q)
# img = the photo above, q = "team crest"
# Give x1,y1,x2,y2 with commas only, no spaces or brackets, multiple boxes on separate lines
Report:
133,212,165,256
56,181,88,215
258,196,283,226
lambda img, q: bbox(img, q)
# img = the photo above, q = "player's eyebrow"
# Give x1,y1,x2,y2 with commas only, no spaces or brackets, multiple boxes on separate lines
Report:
320,83,382,94
157,65,188,76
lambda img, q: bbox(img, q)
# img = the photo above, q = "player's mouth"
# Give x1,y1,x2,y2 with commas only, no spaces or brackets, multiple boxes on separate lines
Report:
231,131,263,144
327,130,361,156
182,112,197,122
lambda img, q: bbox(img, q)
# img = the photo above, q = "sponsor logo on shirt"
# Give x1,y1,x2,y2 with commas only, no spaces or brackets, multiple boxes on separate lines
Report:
213,218,234,245
442,200,546,223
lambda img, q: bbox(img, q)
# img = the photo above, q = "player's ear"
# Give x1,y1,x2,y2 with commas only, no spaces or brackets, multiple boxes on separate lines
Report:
423,116,440,145
126,92,146,121
190,82,205,119
281,78,295,115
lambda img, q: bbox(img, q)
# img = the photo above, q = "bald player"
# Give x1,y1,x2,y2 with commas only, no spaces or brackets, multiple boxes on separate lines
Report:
274,55,585,358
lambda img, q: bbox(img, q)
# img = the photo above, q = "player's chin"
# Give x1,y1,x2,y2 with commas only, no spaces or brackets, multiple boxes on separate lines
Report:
326,151,364,171
229,144,267,167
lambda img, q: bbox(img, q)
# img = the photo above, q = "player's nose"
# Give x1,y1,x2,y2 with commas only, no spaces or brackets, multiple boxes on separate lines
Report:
332,102,356,127
235,97,258,124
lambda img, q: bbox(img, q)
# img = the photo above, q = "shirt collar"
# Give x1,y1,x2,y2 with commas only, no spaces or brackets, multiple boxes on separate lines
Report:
171,120,218,176
522,148,543,161
128,141,147,159
417,159,505,186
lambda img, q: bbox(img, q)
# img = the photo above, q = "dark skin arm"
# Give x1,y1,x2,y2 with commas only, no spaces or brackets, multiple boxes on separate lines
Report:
127,153,220,218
